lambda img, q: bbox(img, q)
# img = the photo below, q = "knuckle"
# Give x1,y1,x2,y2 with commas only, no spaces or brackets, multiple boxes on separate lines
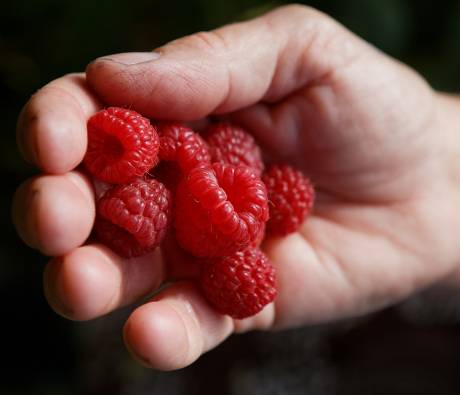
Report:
278,3,323,18
273,3,338,30
175,30,229,54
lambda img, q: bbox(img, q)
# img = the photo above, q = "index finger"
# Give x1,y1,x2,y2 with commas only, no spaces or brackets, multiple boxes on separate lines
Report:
17,73,101,174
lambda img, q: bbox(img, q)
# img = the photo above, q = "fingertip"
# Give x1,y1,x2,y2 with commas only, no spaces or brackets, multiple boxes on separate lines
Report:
123,301,192,370
124,282,234,370
34,174,95,256
13,172,95,256
19,91,85,173
44,245,166,321
44,249,118,321
17,73,98,173
12,178,40,250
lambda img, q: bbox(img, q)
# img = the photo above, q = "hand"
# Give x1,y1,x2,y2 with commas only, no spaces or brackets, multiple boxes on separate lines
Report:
13,5,460,370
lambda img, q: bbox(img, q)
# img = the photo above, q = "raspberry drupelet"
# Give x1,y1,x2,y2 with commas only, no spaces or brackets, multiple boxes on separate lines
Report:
84,107,160,183
263,164,315,236
200,248,277,319
175,163,269,258
157,122,211,173
95,178,172,258
205,122,264,176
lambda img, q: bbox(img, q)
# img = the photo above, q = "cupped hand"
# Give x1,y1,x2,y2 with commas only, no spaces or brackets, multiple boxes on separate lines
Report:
12,5,460,370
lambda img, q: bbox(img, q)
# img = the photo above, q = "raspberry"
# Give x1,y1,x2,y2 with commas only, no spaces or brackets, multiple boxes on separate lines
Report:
251,222,266,248
200,248,277,319
157,122,210,172
95,178,172,258
84,107,160,183
175,163,269,258
263,164,315,236
205,122,264,176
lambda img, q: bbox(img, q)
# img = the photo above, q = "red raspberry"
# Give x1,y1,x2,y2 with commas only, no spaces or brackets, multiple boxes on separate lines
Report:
200,248,277,319
263,164,315,236
251,222,266,248
205,122,264,176
95,178,172,258
157,122,210,173
84,107,159,183
175,163,269,258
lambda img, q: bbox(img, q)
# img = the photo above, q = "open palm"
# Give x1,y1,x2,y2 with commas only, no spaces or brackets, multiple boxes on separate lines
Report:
13,5,460,370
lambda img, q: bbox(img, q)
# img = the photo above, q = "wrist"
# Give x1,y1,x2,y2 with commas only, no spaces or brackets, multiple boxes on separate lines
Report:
435,92,460,277
436,92,460,174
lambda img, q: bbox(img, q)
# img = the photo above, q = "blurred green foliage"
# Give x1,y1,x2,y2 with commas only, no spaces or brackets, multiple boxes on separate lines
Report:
1,1,459,394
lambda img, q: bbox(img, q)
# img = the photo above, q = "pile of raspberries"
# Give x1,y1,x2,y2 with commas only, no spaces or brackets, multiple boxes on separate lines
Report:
84,107,315,319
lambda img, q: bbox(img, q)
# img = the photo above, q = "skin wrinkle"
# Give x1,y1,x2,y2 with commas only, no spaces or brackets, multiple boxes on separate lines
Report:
300,223,413,320
12,4,460,370
260,17,295,103
266,239,323,326
66,172,95,212
119,249,165,306
100,265,122,317
288,16,368,99
320,199,449,290
268,102,300,161
279,183,456,324
92,248,125,315
45,177,91,254
153,33,232,116
19,74,99,171
172,63,218,109
58,73,101,114
48,78,87,119
214,23,274,112
305,228,358,296
31,87,82,170
318,203,421,265
117,66,147,101
163,299,199,365
324,60,434,148
158,61,219,117
299,220,363,311
293,85,437,201
183,24,275,114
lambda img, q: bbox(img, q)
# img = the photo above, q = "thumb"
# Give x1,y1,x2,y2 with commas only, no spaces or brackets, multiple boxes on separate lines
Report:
85,4,367,120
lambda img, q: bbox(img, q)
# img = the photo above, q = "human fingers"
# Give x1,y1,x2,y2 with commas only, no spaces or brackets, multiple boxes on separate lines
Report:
43,244,166,321
85,4,368,121
17,73,100,173
123,282,274,370
12,171,95,256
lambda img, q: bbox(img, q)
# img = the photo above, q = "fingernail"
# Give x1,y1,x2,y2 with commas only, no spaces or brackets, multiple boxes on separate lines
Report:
96,51,161,66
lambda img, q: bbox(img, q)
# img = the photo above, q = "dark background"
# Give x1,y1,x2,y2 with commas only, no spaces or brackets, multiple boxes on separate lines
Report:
2,0,460,394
